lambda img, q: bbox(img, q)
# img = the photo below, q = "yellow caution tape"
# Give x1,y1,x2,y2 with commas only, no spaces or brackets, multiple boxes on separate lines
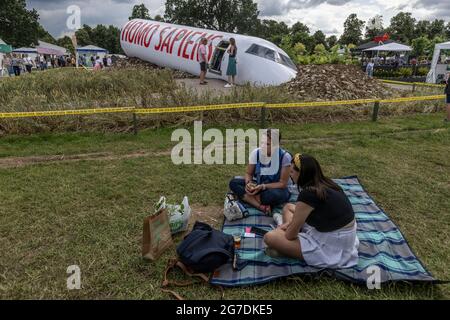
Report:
267,98,378,109
380,95,445,103
0,95,446,119
0,107,134,119
381,79,445,88
135,102,265,114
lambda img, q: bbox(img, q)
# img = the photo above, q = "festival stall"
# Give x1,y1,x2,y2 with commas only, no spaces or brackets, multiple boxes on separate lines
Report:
76,45,108,67
426,41,450,84
0,38,13,76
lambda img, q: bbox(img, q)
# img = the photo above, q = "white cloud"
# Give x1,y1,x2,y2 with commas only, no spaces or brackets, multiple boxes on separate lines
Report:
27,0,449,38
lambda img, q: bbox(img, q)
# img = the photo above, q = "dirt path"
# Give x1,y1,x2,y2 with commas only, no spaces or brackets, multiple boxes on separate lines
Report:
0,151,172,169
1,127,445,169
176,78,235,96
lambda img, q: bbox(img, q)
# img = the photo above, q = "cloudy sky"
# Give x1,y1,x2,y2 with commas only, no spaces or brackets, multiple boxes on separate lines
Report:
27,0,449,38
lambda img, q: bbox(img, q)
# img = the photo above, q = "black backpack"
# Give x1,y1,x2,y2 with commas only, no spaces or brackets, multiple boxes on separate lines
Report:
176,221,234,273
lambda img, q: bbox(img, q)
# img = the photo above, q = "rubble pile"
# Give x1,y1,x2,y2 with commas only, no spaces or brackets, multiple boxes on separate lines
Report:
285,64,397,100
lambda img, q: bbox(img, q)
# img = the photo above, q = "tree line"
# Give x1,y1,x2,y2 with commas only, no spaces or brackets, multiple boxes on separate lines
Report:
1,0,449,60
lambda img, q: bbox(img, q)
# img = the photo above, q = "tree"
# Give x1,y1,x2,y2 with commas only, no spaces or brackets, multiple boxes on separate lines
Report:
56,36,75,55
164,0,259,34
38,25,56,44
129,3,151,20
154,15,164,22
446,22,450,40
428,19,445,39
326,35,338,48
312,30,327,49
412,36,431,57
75,25,93,46
339,14,365,45
314,44,326,55
256,20,290,46
415,20,431,38
75,24,124,54
0,0,41,47
388,12,416,44
293,43,306,55
365,15,384,40
291,22,309,35
290,22,312,53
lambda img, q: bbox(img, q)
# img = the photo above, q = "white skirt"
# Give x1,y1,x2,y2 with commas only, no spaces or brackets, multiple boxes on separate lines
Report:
299,223,359,269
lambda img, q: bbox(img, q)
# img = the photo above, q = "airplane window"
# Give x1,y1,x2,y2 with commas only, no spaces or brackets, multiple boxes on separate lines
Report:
279,53,297,71
246,44,276,62
246,44,296,71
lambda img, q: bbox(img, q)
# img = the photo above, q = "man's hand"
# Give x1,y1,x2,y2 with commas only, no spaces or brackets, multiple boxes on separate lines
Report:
246,184,263,196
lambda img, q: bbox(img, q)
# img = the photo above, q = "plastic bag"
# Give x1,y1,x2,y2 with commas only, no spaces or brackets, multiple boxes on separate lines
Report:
154,196,191,235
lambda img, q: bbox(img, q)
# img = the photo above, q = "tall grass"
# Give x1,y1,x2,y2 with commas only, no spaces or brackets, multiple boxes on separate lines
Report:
0,68,445,135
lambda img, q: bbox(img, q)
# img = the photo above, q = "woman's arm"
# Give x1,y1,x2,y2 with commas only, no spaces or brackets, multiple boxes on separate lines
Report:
285,202,313,241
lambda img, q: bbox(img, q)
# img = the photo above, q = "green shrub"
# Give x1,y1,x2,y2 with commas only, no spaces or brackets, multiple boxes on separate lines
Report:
296,55,311,64
398,67,413,77
417,67,429,76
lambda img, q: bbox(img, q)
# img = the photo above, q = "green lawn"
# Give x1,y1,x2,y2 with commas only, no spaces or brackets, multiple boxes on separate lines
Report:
0,113,449,299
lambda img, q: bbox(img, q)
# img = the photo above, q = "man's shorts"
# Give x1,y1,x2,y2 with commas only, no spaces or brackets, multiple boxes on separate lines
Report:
200,62,207,72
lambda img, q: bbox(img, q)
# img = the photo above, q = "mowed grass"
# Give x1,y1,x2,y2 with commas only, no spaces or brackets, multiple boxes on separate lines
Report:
0,113,449,299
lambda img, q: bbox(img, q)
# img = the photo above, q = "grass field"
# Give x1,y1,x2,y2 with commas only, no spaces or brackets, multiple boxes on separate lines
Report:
0,113,449,299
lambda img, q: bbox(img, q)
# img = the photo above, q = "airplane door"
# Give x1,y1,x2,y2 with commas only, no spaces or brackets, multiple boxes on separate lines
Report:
209,40,230,75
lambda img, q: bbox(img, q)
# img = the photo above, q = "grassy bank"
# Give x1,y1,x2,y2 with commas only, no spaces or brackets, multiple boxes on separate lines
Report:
0,113,449,299
1,67,445,135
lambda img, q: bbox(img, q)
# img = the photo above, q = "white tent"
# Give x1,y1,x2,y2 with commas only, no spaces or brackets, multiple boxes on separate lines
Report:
426,41,450,84
363,43,412,52
37,40,68,56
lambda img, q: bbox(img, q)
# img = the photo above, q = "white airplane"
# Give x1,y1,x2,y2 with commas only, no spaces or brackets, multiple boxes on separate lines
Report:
120,19,298,86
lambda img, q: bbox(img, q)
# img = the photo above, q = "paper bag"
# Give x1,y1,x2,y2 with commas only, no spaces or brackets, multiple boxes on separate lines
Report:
142,209,173,261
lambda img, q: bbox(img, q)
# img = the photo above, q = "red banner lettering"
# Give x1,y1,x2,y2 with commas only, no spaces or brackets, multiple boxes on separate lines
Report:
155,27,171,51
144,25,159,48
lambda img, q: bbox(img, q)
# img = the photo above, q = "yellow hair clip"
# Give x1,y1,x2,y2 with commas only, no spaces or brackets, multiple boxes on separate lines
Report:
294,153,302,170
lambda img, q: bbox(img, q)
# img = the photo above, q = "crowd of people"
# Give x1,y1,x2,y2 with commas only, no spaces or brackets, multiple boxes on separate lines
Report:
0,53,113,77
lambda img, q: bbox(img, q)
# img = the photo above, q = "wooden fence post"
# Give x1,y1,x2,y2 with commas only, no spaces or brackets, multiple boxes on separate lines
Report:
260,104,267,128
133,110,138,135
372,101,380,122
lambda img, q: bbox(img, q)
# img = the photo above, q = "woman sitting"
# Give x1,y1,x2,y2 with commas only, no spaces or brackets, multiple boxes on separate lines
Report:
229,129,291,214
264,154,359,269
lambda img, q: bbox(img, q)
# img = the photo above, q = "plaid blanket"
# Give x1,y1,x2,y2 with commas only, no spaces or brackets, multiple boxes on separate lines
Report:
210,176,439,287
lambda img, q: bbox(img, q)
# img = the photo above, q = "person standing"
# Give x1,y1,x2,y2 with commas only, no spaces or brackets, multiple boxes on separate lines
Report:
366,59,374,79
445,72,450,123
198,38,208,85
39,55,45,70
4,54,13,76
12,54,22,76
94,56,103,71
24,55,33,73
225,38,238,88
107,55,112,68
411,57,417,76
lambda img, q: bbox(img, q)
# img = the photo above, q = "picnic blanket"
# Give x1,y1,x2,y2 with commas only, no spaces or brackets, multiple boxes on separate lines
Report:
210,176,440,287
